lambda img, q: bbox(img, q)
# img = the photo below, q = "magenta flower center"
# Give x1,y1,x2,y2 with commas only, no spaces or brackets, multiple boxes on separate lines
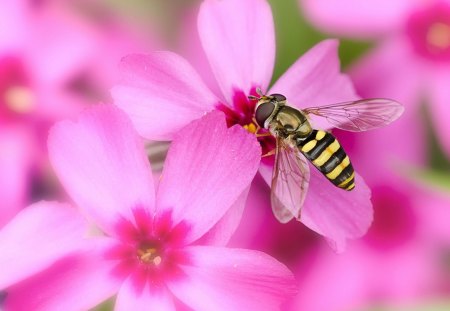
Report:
0,56,35,119
216,88,276,161
406,2,450,61
136,241,163,266
107,209,190,290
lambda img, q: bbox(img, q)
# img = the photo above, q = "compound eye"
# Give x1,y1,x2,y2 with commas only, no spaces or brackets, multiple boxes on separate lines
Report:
255,102,275,128
270,94,286,102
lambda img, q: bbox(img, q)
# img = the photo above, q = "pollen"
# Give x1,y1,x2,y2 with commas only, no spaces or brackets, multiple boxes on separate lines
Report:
243,123,257,134
4,86,35,114
137,246,162,266
427,22,450,50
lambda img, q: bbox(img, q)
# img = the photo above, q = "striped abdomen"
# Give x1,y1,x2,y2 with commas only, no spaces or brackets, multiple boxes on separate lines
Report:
296,130,355,191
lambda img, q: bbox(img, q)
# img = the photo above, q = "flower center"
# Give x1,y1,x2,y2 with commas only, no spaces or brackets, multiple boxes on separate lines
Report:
427,22,450,50
136,242,163,266
406,2,450,61
243,122,258,134
216,88,276,161
4,85,35,114
0,56,35,118
107,209,190,290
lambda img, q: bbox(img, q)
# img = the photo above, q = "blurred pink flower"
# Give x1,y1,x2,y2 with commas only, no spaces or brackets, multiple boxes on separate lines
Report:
112,0,373,252
0,0,156,225
284,179,450,311
299,0,450,158
0,105,297,310
0,0,92,225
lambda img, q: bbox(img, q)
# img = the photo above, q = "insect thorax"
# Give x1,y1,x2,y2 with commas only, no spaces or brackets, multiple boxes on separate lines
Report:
270,106,312,139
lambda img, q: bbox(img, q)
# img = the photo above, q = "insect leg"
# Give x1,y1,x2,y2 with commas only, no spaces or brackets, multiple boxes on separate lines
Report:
262,149,276,157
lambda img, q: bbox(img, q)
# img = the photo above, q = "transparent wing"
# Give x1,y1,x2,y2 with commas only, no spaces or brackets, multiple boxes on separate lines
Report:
271,136,310,223
303,98,404,132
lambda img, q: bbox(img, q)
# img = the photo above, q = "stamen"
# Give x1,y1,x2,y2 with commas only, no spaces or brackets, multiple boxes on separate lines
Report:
4,86,35,114
243,123,257,134
427,22,450,50
153,256,162,266
137,246,162,266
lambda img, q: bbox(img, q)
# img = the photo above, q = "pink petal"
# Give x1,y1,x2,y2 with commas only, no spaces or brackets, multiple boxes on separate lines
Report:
0,126,34,227
258,145,373,251
196,187,250,246
4,240,121,311
25,8,97,86
348,39,426,178
415,189,450,244
270,40,358,130
302,169,373,252
168,246,297,311
336,107,426,185
33,87,85,121
198,0,275,101
350,39,422,105
111,52,218,140
227,175,275,248
0,0,29,49
177,6,223,97
299,0,412,38
115,278,175,311
287,245,368,311
0,201,87,289
363,245,435,301
48,105,155,235
428,68,450,157
156,111,261,244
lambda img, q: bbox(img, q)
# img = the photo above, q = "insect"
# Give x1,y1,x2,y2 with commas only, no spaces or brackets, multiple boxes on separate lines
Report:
249,89,404,223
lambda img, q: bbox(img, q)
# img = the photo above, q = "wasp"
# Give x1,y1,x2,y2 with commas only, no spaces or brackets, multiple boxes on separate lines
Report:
249,89,404,223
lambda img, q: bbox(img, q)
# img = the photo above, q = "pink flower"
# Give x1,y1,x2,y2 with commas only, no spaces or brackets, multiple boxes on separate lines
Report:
299,0,450,158
0,105,296,310
112,0,373,251
284,178,450,311
0,0,156,225
0,0,91,225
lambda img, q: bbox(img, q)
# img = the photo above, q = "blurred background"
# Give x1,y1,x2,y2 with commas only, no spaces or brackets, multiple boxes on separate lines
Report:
1,0,450,310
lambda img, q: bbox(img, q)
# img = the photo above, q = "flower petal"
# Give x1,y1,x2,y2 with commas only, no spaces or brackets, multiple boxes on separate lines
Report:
428,68,450,157
0,0,29,49
258,144,372,252
288,245,368,311
350,39,422,105
4,240,121,311
299,0,412,38
334,108,426,185
0,201,86,290
348,39,426,179
111,52,218,140
198,0,275,101
25,8,97,86
48,105,155,235
168,246,297,311
270,40,358,130
0,126,34,227
196,187,250,246
156,111,261,244
115,278,175,311
302,169,373,252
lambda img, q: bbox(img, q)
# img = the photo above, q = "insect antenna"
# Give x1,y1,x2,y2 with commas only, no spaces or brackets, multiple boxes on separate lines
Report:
248,88,266,101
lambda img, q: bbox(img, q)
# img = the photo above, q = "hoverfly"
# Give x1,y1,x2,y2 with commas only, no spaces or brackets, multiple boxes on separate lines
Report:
249,89,404,223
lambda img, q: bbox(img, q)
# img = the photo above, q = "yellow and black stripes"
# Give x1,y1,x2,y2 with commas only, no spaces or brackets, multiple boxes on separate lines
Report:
296,130,355,191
